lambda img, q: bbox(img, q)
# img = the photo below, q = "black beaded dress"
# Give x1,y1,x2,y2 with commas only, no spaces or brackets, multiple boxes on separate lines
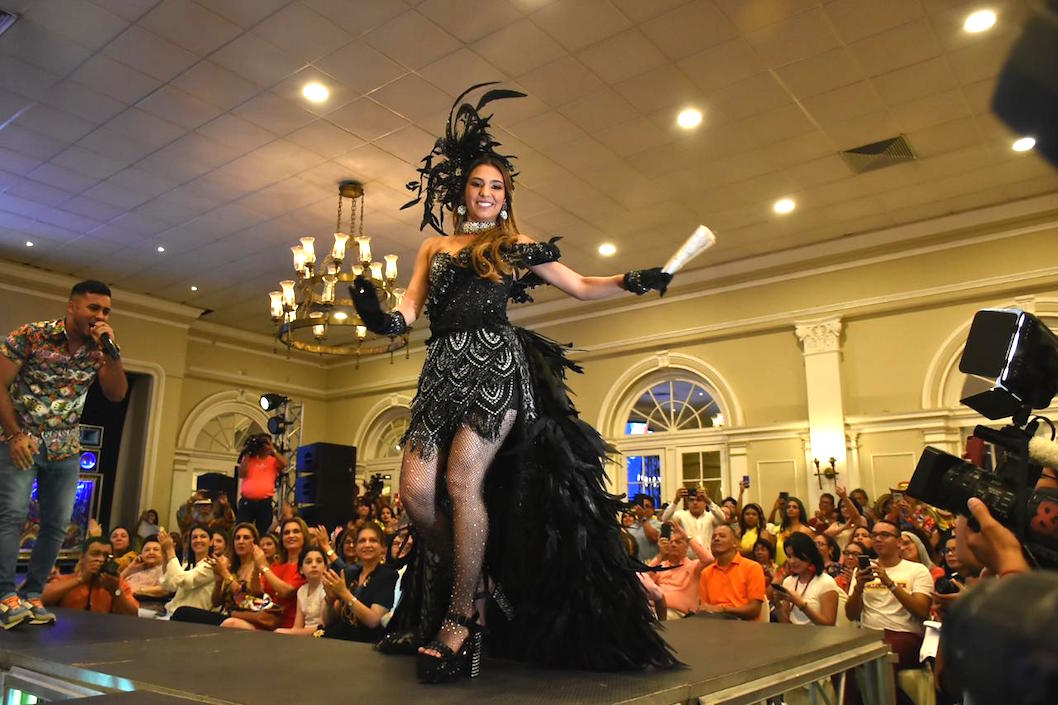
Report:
397,240,676,671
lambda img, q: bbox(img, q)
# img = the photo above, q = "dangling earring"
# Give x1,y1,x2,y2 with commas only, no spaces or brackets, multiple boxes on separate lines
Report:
457,204,466,215
500,207,508,220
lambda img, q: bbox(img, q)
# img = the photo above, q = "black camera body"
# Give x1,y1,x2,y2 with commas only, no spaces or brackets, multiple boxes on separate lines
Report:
242,434,270,457
100,554,120,577
907,309,1058,568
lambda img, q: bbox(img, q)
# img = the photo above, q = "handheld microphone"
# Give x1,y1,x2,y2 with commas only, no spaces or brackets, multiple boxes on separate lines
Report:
99,332,121,360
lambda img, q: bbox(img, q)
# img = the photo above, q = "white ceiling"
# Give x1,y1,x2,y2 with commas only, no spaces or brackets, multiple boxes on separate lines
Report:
0,0,1055,333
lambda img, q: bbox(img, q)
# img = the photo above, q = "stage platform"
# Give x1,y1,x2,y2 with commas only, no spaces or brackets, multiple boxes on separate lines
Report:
0,610,893,704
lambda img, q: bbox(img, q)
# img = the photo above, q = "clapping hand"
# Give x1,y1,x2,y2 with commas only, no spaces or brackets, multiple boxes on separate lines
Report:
322,569,352,604
252,545,268,570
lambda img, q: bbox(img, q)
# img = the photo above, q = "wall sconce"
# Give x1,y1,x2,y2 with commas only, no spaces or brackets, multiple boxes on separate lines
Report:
813,457,838,489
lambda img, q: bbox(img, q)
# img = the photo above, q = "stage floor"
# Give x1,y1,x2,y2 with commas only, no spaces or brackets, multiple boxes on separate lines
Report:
0,610,890,704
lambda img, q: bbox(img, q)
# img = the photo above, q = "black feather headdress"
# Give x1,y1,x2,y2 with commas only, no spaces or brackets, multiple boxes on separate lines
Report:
401,82,525,234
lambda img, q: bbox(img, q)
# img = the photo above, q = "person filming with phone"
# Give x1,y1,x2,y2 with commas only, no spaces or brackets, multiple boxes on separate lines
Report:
845,520,933,671
660,485,726,557
642,520,714,619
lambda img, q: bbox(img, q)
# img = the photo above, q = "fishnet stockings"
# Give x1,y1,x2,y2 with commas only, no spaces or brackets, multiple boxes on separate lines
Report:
400,410,518,655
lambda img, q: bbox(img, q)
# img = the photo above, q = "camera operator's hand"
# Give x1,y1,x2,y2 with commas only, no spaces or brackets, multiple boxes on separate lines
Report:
97,571,120,593
673,487,688,504
963,497,1029,576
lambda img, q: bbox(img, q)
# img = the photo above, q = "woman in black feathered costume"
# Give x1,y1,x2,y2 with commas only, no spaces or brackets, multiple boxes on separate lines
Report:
350,83,678,684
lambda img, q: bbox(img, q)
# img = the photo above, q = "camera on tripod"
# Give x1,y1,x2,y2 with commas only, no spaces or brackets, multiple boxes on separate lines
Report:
907,308,1058,567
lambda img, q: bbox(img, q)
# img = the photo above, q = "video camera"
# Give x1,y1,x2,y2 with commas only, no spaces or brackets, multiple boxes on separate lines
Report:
907,308,1058,567
241,434,271,458
365,472,389,502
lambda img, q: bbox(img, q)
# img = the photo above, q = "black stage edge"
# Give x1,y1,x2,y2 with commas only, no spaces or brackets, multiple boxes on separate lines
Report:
0,610,891,704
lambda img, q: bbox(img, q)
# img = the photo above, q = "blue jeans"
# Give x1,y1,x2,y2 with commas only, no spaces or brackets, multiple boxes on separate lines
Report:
0,442,80,598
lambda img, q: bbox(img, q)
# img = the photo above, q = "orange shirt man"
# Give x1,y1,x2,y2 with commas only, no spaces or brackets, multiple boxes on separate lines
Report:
699,524,766,620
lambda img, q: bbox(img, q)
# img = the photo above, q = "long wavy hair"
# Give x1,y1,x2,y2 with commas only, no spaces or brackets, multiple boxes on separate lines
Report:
455,155,520,283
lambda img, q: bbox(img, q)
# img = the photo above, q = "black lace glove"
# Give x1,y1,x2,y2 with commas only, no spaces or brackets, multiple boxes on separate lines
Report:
623,267,672,296
349,276,407,336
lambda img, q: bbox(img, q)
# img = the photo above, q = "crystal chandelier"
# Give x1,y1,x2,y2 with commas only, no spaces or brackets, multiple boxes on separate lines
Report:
269,181,408,359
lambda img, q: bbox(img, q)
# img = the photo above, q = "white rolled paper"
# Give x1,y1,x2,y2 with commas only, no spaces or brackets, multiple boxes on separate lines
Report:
662,224,716,275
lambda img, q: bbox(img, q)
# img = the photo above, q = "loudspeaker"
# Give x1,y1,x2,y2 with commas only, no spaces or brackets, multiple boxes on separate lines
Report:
295,442,356,528
196,472,238,503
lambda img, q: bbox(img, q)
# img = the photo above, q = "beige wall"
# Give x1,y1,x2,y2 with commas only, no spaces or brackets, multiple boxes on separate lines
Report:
3,212,1057,523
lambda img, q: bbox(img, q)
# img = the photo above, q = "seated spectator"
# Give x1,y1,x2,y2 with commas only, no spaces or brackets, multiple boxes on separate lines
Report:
900,530,944,580
753,537,781,586
808,493,838,533
823,485,868,547
627,493,662,562
172,523,262,625
835,540,866,593
738,503,772,558
42,537,139,615
850,488,876,522
720,496,740,535
893,484,940,549
850,525,873,548
259,532,280,564
379,506,400,545
109,526,137,572
772,496,813,568
699,525,766,621
265,501,297,536
845,520,932,670
159,525,215,616
776,533,840,626
932,536,971,620
121,535,169,604
812,533,841,579
322,524,398,643
135,509,159,549
643,520,714,619
276,547,328,636
223,517,308,631
314,526,359,572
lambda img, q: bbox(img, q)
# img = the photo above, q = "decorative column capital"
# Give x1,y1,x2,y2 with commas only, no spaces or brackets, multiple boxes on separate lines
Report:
795,316,842,355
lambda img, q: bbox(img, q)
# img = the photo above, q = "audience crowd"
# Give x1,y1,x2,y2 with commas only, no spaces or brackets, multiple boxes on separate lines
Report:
28,471,1039,705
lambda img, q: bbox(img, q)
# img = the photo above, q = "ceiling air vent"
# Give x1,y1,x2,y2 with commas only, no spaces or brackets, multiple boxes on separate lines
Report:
840,135,916,174
0,10,18,37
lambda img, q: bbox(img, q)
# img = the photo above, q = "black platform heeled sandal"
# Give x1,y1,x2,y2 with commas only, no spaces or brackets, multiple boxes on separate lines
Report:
416,612,483,684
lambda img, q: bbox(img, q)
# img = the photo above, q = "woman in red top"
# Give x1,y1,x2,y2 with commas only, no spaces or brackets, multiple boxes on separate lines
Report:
222,517,308,630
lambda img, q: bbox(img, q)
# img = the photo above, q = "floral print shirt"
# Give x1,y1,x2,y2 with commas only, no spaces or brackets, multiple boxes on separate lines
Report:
1,319,103,460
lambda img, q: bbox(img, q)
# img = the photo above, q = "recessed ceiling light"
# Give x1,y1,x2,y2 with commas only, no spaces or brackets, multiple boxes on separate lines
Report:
156,246,165,252
190,285,198,292
598,243,616,256
302,81,329,103
1012,136,1035,152
964,9,996,33
333,311,348,321
676,107,702,129
25,241,33,247
773,197,796,214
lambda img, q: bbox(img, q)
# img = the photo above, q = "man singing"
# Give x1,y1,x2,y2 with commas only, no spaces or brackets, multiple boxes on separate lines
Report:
0,280,128,628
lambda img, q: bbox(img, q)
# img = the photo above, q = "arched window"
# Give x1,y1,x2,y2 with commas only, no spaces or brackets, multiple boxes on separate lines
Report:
195,412,266,454
615,368,731,507
626,379,723,435
373,415,410,459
